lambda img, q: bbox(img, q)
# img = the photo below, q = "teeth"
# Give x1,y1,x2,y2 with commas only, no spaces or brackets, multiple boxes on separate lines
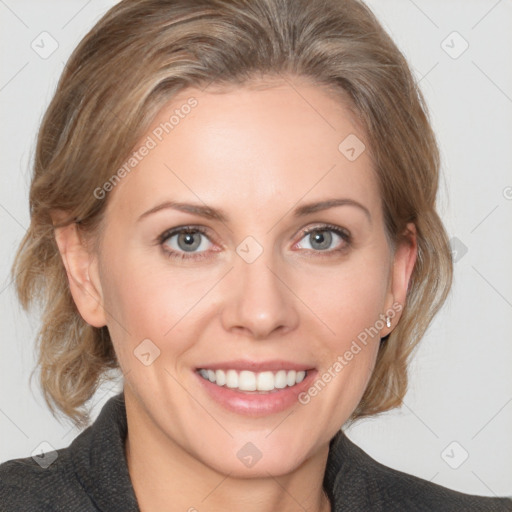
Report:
216,369,226,386
226,369,238,388
257,371,275,391
286,370,297,387
198,368,307,391
274,370,288,389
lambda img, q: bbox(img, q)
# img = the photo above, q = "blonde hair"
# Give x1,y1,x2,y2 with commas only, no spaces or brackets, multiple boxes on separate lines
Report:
13,0,452,427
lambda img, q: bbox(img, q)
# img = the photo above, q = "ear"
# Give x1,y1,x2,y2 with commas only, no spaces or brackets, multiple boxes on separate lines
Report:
381,222,418,336
53,216,107,328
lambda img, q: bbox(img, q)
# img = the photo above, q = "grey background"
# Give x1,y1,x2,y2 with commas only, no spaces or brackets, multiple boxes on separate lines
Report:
1,0,511,497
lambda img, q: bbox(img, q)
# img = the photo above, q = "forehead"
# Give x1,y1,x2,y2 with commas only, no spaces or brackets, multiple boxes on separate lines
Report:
105,79,380,223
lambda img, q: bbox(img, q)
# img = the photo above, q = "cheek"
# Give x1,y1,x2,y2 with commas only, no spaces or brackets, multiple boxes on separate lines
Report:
298,254,390,344
295,265,387,424
292,247,390,413
99,248,188,357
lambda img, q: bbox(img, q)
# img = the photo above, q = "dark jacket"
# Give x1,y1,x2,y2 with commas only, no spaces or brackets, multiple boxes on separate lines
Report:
1,392,510,511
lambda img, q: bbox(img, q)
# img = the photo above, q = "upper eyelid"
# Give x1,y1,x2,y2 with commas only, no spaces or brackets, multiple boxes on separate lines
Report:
158,225,213,244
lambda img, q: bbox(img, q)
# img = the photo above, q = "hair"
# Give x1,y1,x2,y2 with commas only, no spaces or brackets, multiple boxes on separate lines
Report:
13,0,452,428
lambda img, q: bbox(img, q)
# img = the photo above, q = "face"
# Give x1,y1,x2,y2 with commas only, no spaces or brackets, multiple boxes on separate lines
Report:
68,78,415,478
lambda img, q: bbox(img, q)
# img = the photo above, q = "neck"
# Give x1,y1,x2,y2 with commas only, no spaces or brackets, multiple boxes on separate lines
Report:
124,390,332,512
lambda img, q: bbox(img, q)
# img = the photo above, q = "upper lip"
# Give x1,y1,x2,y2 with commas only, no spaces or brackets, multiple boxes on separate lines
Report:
196,360,314,372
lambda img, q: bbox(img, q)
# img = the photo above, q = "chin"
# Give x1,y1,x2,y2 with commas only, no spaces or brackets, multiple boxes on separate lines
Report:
193,431,320,479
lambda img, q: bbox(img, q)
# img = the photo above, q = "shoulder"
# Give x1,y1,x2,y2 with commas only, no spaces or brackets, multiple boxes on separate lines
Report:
326,431,512,511
0,393,136,511
365,455,512,511
0,448,90,511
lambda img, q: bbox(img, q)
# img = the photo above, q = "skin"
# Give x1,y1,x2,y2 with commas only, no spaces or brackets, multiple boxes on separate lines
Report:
54,77,417,512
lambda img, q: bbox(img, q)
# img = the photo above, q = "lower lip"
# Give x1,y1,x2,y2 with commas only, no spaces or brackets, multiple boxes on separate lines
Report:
195,369,317,416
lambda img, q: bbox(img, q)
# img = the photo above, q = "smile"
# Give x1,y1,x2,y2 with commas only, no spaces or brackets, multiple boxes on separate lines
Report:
197,368,307,392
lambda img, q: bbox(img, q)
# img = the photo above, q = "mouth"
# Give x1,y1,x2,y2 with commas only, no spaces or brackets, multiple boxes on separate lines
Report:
197,368,308,393
194,361,317,416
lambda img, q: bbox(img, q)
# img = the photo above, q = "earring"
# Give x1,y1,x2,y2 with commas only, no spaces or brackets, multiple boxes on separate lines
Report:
386,316,391,328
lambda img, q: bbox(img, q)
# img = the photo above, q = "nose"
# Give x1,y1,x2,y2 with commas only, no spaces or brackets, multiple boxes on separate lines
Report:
220,249,300,340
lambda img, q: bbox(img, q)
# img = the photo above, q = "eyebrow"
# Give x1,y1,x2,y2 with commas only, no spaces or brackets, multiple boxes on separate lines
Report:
137,197,372,224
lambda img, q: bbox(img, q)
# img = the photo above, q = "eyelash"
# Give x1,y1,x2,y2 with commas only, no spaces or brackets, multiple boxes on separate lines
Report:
157,223,352,261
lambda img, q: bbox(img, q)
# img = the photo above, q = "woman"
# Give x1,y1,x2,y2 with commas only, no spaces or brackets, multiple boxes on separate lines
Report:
1,0,510,510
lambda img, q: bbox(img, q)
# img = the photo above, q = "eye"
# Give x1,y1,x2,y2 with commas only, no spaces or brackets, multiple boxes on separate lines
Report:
157,223,351,261
295,224,351,255
158,226,214,260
